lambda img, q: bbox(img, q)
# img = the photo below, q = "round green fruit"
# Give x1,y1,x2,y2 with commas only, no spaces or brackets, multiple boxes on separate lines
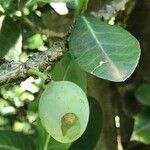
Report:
39,81,89,143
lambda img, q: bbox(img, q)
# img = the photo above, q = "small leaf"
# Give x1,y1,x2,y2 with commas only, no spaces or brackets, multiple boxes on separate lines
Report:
133,110,150,144
69,15,141,82
135,83,150,106
70,96,102,150
24,33,44,50
0,130,35,150
0,16,22,61
51,53,87,92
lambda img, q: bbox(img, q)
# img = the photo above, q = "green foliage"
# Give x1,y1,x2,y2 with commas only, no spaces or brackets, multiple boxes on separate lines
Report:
0,0,12,8
24,33,44,50
133,110,150,144
51,53,87,92
0,16,21,61
135,83,150,106
69,16,140,82
37,121,70,150
0,130,35,150
132,82,150,144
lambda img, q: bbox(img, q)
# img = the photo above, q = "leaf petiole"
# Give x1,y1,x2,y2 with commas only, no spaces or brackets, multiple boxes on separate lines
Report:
28,68,48,82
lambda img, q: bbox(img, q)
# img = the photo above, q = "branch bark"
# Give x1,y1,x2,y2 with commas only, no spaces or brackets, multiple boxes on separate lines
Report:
0,42,66,86
91,0,130,20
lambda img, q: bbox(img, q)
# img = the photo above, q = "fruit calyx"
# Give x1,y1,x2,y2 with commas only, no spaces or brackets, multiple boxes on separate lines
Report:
61,113,78,136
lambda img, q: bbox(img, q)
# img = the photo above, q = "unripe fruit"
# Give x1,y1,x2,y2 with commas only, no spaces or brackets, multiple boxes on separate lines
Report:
39,81,89,143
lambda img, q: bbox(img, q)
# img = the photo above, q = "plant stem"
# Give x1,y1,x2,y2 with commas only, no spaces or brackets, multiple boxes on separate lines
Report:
28,68,48,81
44,134,51,150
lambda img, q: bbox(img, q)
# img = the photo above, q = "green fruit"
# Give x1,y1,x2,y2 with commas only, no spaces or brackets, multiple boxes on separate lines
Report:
39,81,89,143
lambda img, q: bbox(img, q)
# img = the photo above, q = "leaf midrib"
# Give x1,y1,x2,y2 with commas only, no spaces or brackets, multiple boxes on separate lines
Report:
81,16,124,81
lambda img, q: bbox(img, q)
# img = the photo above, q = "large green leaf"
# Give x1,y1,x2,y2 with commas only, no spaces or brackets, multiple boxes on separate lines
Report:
0,16,22,61
0,130,35,150
135,83,150,106
69,15,140,82
51,53,87,92
70,96,102,150
133,110,150,144
37,120,70,150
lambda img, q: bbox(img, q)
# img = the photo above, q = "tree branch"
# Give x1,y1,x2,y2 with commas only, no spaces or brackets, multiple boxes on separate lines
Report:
91,0,130,20
0,0,130,86
0,42,66,86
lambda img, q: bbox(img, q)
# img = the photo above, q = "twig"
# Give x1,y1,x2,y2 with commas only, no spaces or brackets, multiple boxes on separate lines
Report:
0,41,66,86
91,0,130,20
0,0,129,86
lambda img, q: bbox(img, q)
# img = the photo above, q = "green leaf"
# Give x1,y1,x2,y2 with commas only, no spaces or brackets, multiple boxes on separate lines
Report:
0,130,35,150
47,138,70,150
133,110,150,144
51,53,87,92
69,15,141,82
24,33,44,50
135,83,150,106
37,120,70,150
25,0,39,7
0,0,12,8
0,16,22,61
70,96,102,150
77,0,88,14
